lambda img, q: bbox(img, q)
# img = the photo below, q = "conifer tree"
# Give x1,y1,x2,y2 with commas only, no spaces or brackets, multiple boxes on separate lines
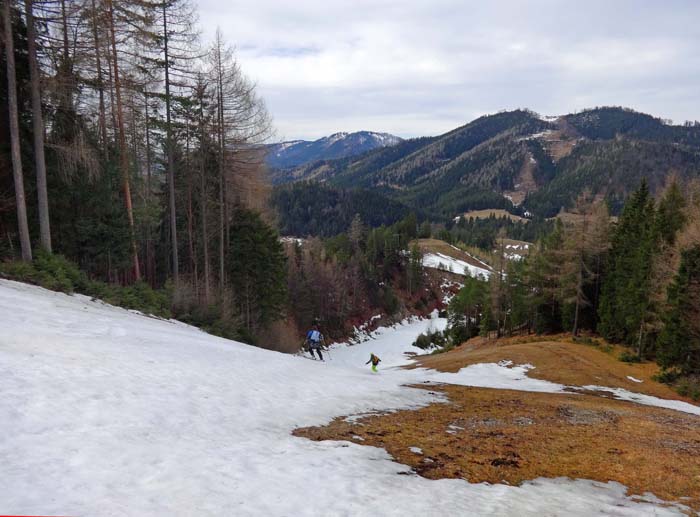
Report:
407,244,423,295
657,245,700,374
598,180,657,354
227,208,287,333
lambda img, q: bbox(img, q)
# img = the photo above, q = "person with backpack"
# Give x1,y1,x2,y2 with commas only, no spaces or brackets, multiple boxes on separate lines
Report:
305,323,325,361
365,353,381,372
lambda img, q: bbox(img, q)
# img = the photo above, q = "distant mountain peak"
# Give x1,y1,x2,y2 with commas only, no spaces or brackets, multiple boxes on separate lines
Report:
267,131,403,170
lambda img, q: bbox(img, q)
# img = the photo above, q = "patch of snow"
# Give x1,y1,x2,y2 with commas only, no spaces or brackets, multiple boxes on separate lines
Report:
446,423,465,435
440,279,464,305
627,376,643,383
423,361,567,394
580,385,700,416
325,131,349,144
416,360,700,417
272,140,304,152
280,236,304,245
409,446,423,455
423,252,491,279
0,280,692,517
516,130,554,142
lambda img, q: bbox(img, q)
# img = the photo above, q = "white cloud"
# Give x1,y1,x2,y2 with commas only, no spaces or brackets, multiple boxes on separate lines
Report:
196,0,700,140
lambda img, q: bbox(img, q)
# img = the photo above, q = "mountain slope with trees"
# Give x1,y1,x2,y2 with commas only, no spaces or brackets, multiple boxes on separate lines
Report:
273,107,700,220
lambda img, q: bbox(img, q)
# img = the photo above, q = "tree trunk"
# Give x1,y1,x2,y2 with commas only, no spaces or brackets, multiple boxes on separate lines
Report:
198,93,210,304
144,90,155,285
3,0,32,261
59,0,72,109
201,160,211,304
217,96,225,291
214,37,226,292
572,270,582,336
185,122,196,283
24,0,51,252
162,4,179,284
90,0,107,155
106,0,140,281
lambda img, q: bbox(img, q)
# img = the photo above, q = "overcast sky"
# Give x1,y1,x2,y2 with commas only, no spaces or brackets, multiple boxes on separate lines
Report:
197,0,700,141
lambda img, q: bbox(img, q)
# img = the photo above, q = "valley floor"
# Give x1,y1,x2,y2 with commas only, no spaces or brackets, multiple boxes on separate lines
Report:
1,279,698,516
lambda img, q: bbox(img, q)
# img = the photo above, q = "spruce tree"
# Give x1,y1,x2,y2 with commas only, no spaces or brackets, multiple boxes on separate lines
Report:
598,180,657,353
657,245,700,374
655,180,686,246
227,208,287,333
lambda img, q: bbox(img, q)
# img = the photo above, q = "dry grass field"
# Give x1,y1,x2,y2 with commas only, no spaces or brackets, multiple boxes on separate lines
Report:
295,335,700,512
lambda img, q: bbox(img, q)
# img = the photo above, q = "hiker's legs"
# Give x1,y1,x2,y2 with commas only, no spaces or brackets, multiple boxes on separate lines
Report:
309,347,317,359
317,348,323,361
371,364,377,372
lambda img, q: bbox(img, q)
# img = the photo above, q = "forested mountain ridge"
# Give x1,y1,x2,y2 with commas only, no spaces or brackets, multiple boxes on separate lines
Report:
563,107,700,146
267,131,402,174
275,107,700,219
272,135,435,185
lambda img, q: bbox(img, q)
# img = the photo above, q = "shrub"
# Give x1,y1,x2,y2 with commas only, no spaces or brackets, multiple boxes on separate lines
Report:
0,253,171,318
619,350,642,363
692,386,700,402
653,369,681,384
413,333,432,349
672,377,700,401
412,329,448,350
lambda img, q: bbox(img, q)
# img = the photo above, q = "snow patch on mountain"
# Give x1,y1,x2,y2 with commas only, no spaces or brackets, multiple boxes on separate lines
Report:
267,131,403,170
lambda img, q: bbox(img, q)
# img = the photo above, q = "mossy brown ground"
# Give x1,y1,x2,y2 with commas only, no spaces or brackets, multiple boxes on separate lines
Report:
413,335,692,402
295,337,700,511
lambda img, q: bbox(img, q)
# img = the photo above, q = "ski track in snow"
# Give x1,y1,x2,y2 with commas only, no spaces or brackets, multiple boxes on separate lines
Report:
0,280,696,516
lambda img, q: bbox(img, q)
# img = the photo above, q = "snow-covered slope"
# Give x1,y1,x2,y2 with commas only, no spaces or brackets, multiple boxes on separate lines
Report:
0,280,690,516
422,251,492,279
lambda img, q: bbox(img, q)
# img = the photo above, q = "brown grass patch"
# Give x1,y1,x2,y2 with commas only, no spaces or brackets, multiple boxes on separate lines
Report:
412,335,693,402
540,129,579,162
503,153,539,205
295,384,700,511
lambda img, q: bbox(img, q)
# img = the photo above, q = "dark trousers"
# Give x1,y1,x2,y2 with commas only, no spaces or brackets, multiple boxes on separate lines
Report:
310,345,323,360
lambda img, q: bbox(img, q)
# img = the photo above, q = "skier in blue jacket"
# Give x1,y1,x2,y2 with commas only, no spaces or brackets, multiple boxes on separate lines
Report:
306,324,325,360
